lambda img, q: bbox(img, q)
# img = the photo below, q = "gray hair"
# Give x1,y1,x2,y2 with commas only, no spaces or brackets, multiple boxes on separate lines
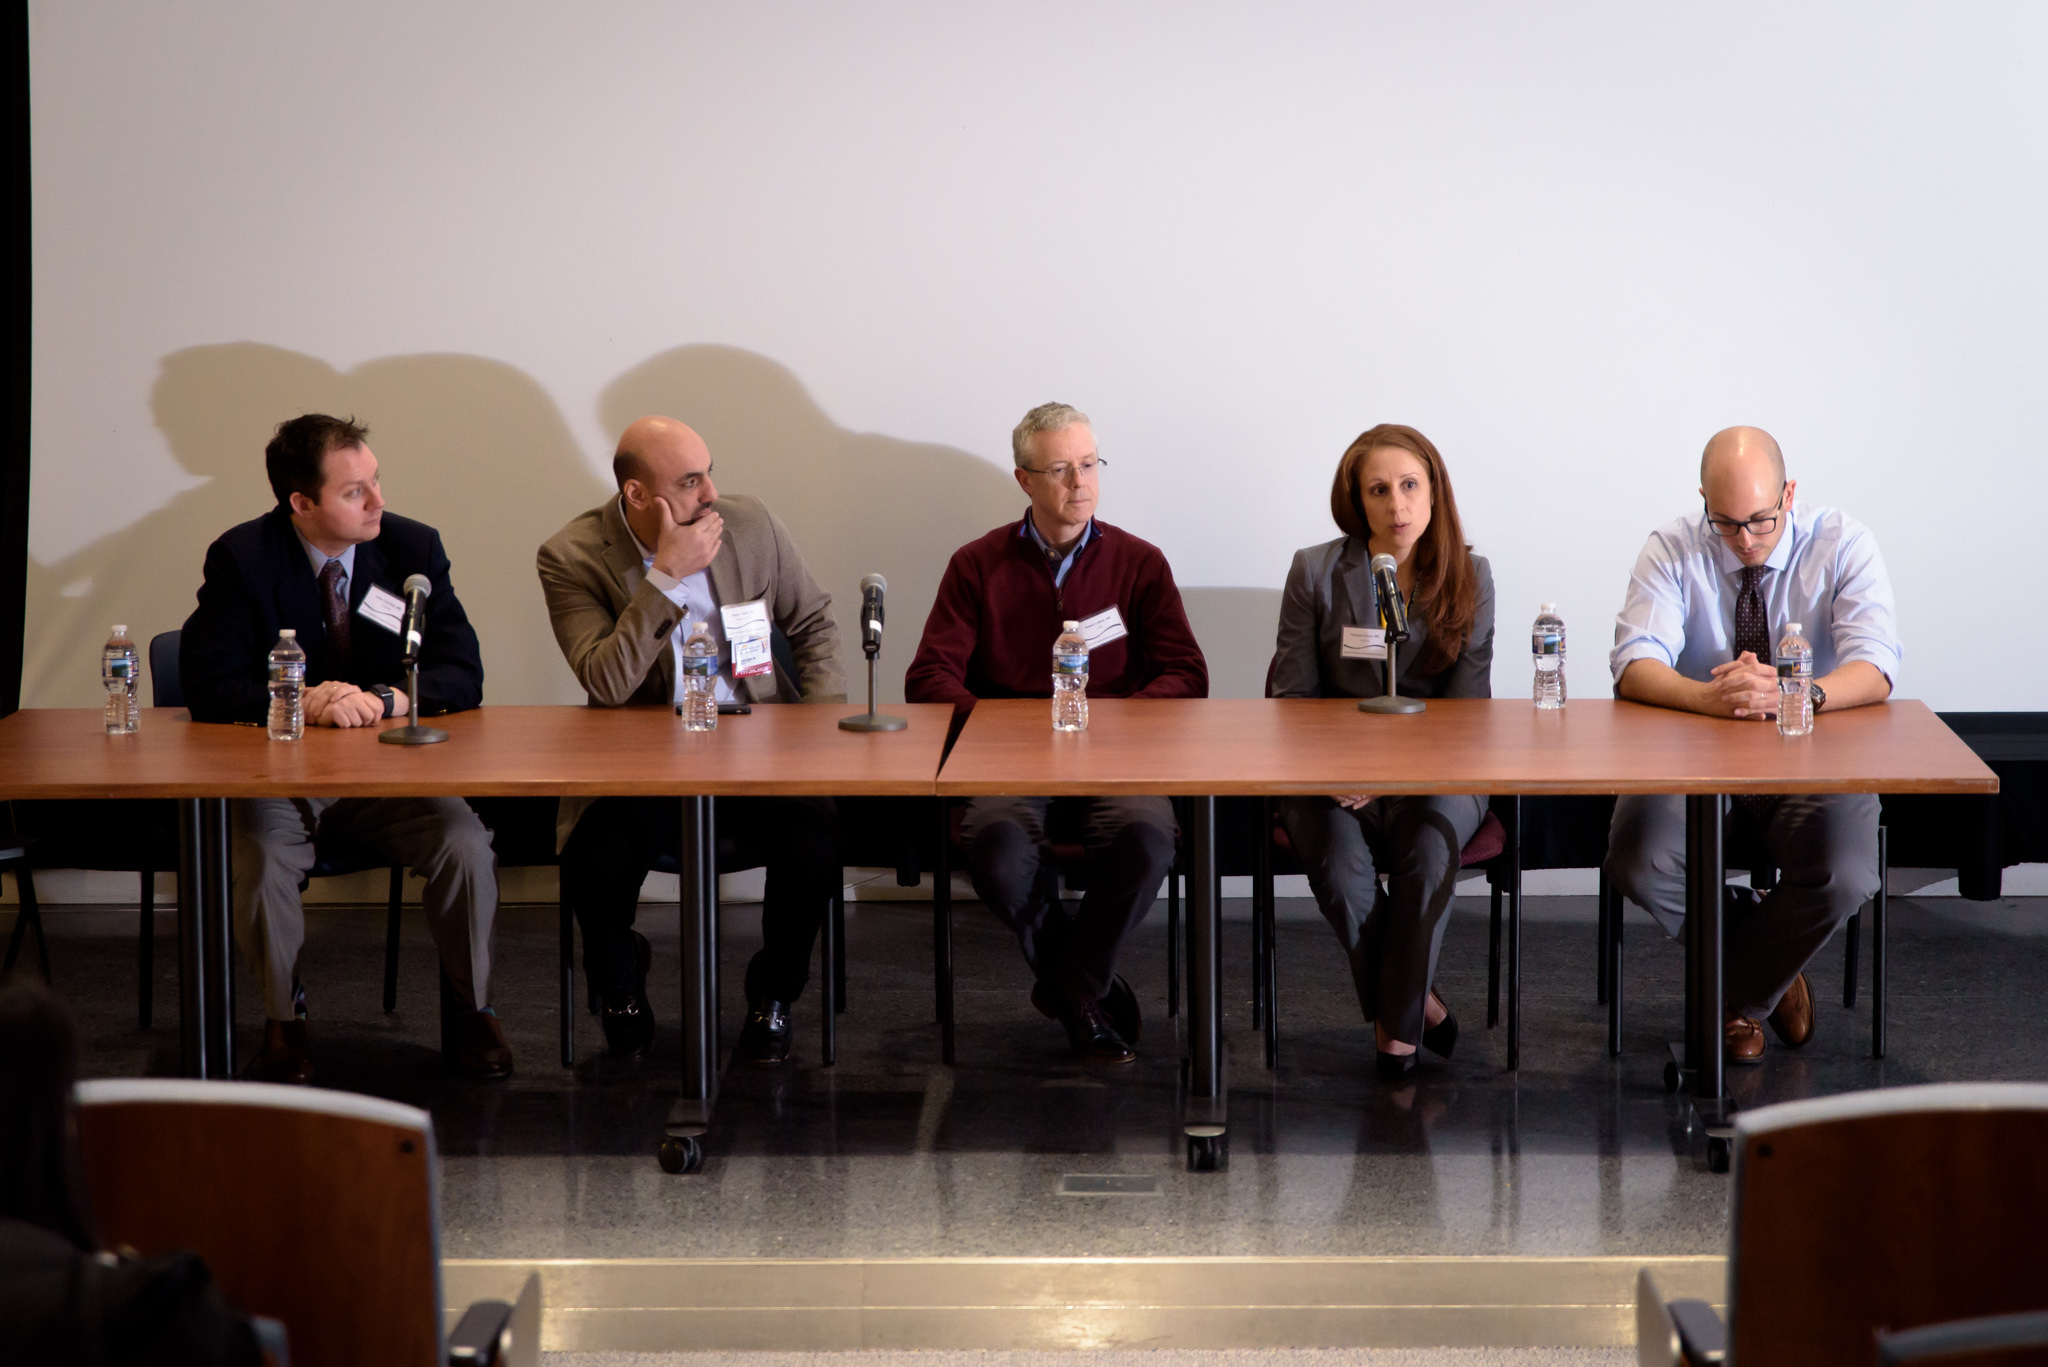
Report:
1011,402,1092,469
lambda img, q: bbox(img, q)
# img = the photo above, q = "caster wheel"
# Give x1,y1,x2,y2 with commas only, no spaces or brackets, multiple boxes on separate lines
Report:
658,1135,703,1174
1706,1136,1732,1174
1662,1059,1682,1094
1187,1132,1227,1173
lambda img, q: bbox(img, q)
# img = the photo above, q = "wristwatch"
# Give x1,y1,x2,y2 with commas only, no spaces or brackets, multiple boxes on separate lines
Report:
1808,680,1827,713
370,684,397,719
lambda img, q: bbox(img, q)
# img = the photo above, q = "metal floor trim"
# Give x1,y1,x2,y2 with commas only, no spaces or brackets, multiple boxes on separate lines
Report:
444,1255,1725,1352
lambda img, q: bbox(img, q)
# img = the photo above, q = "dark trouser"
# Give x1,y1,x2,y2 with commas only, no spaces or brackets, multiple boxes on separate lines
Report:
561,795,838,1006
961,794,1176,1002
1277,793,1485,1046
1605,792,1881,1019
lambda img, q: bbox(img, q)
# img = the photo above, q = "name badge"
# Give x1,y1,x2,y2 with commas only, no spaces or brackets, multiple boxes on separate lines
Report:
720,600,774,678
1341,626,1387,660
1076,605,1128,650
357,583,406,635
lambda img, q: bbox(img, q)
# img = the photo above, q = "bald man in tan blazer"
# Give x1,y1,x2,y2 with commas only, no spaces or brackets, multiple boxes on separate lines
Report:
537,416,845,1062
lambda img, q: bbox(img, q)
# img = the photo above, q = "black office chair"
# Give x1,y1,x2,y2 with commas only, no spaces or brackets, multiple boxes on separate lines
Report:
1,802,51,982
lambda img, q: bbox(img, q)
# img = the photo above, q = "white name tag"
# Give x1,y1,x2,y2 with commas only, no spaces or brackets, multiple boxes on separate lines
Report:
1076,606,1128,650
720,599,774,678
357,583,407,635
1342,626,1387,660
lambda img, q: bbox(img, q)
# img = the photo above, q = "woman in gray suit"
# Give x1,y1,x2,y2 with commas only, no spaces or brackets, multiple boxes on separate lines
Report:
1273,423,1494,1080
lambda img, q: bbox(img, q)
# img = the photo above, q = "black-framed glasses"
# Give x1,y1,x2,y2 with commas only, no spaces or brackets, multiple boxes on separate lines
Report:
1703,485,1786,538
1020,456,1107,483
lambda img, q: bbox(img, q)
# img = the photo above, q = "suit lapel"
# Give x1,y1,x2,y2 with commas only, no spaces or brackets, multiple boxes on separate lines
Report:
1334,537,1386,695
599,498,673,702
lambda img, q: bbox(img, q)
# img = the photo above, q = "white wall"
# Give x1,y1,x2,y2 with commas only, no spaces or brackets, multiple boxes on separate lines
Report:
27,3,2048,710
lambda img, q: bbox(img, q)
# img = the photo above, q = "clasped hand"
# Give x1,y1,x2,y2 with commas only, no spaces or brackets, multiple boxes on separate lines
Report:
303,680,405,729
1708,652,1779,720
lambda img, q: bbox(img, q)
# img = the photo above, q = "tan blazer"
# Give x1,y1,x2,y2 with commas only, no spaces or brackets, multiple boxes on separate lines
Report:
537,494,846,845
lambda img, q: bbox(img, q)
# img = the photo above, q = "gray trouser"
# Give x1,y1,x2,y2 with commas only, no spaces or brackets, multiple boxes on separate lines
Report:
231,796,499,1020
961,794,1176,1002
1605,792,1880,1018
1277,793,1485,1045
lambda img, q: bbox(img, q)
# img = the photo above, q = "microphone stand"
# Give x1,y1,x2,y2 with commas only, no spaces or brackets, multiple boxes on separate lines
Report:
839,643,907,733
1357,630,1426,715
379,656,450,744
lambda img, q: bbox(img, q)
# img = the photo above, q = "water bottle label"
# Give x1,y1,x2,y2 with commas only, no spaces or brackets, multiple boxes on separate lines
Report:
1532,632,1561,656
1054,654,1088,675
106,657,133,679
1776,661,1812,680
683,656,716,677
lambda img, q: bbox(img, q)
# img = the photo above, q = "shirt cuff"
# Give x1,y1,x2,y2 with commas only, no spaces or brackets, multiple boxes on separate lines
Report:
644,566,688,601
1609,640,1675,683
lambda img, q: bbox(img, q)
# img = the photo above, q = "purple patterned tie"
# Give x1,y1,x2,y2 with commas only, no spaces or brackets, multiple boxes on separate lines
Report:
1733,564,1772,819
319,559,352,665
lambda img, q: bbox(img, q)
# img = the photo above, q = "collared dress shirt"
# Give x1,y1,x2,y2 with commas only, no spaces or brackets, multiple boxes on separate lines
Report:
1610,501,1903,690
1021,511,1096,589
622,501,737,705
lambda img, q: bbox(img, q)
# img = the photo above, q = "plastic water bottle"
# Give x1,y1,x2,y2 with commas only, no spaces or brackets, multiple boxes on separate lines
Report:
1052,620,1089,732
1532,604,1566,709
266,630,306,741
680,620,718,732
101,625,140,734
1776,622,1813,737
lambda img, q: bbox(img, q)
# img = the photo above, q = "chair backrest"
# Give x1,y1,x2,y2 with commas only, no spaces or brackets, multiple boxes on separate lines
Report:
150,630,184,709
75,1078,446,1367
1727,1082,2048,1365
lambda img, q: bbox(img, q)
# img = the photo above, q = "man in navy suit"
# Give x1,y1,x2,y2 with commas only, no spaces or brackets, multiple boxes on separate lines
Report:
179,414,509,1083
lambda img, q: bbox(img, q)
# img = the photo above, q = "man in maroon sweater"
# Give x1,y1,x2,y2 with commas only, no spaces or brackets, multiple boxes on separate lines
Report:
906,402,1208,1062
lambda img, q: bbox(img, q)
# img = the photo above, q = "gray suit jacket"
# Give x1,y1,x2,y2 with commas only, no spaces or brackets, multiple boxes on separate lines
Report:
536,494,846,845
1271,535,1494,700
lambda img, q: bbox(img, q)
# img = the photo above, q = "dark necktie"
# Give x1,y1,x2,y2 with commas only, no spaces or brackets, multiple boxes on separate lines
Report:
1733,563,1773,821
319,559,352,665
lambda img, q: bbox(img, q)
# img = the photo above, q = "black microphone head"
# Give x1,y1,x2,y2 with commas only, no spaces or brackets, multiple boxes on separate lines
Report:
860,573,887,595
403,574,432,598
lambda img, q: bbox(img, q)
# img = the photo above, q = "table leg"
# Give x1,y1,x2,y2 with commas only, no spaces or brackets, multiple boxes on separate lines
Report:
1505,796,1522,1071
1183,795,1227,1172
662,795,718,1175
202,797,233,1076
177,797,235,1080
1681,794,1736,1170
177,798,206,1078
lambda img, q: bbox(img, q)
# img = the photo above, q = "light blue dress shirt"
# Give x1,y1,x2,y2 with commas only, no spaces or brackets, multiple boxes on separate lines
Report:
293,532,356,588
623,500,737,705
1021,509,1095,588
1610,502,1902,690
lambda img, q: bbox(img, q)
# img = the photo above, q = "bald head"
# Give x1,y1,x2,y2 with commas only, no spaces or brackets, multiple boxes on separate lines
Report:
613,415,711,491
1700,426,1785,488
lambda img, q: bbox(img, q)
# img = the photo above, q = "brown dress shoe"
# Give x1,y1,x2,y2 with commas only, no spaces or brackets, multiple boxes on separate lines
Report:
447,1009,514,1080
1767,972,1815,1048
1724,1015,1767,1065
246,1019,314,1085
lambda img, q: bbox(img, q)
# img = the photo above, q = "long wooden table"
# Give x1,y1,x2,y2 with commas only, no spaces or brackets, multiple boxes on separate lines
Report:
935,697,1998,1169
0,703,953,1170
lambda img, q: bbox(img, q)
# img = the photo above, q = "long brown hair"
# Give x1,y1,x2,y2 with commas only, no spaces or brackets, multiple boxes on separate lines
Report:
1329,423,1479,675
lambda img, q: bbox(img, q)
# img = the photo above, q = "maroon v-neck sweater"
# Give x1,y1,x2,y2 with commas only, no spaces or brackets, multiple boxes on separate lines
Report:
905,516,1208,715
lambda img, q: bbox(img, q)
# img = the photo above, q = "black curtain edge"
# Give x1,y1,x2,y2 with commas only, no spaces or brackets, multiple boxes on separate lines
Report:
2,0,27,719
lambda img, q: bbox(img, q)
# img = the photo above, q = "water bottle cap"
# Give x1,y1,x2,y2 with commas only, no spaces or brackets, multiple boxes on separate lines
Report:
1539,603,1556,613
1785,622,1802,634
279,629,296,639
1062,621,1080,631
111,624,128,635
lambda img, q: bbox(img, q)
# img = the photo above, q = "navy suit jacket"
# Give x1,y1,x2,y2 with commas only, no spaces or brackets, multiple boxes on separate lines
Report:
179,507,484,724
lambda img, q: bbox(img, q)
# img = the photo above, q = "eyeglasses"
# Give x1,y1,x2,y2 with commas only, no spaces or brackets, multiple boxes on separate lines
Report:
1020,456,1107,483
1703,486,1786,539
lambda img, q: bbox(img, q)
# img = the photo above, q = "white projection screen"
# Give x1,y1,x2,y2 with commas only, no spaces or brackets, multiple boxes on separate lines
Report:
26,3,2048,712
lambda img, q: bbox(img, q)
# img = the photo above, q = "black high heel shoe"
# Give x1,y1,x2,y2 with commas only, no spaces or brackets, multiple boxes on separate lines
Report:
1374,1048,1419,1082
1421,994,1458,1060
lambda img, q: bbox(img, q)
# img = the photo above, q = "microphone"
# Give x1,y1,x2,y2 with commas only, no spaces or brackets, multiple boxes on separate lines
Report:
859,573,886,659
399,574,432,664
1369,554,1410,643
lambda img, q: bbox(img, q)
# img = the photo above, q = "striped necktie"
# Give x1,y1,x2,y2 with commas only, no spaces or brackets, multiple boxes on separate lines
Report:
319,559,352,665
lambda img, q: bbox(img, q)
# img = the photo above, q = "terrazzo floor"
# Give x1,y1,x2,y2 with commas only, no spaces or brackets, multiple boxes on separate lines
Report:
35,887,2048,1260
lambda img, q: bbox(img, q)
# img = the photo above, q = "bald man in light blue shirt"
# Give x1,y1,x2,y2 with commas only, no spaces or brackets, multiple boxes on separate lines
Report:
1605,426,1899,1065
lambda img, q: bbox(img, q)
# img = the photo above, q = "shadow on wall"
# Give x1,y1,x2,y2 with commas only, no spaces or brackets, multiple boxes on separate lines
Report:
24,343,604,706
599,346,1020,705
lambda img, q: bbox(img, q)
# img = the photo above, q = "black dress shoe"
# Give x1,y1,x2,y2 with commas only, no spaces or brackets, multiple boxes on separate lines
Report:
1100,974,1143,1045
600,932,657,1058
736,998,793,1063
1375,1049,1419,1082
1422,995,1458,1060
1057,992,1136,1064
